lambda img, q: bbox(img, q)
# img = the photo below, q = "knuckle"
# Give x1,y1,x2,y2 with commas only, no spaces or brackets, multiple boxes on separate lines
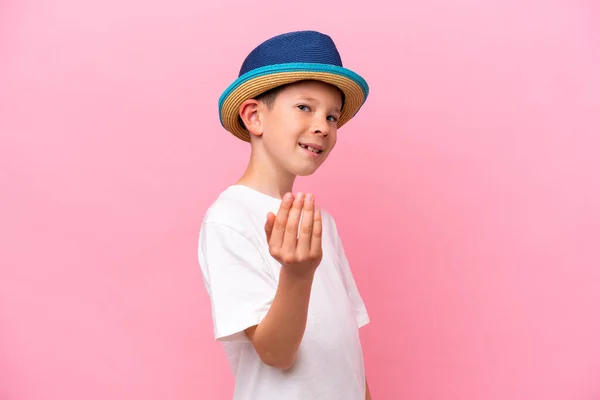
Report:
300,224,312,235
281,254,295,265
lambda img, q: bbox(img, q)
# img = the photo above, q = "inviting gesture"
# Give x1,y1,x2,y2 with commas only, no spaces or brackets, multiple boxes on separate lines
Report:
199,29,371,398
264,192,323,277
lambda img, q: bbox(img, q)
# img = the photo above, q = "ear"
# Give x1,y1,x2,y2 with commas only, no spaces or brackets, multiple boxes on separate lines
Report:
239,99,263,138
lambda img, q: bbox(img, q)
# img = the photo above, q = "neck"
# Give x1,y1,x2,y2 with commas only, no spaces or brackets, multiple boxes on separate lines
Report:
236,146,296,199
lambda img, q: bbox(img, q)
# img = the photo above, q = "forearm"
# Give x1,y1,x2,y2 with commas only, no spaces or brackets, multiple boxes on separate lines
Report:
247,268,314,369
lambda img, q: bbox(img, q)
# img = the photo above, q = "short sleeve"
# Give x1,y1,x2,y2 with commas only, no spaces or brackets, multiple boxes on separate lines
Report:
198,222,277,342
330,217,370,329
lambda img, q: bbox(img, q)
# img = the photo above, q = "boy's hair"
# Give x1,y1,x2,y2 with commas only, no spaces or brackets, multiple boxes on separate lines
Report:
255,85,288,109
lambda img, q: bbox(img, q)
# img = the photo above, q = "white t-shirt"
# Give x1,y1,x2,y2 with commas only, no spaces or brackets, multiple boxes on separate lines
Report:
197,185,369,400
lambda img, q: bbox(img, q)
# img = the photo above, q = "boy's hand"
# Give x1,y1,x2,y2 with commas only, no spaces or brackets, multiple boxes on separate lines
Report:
265,192,323,278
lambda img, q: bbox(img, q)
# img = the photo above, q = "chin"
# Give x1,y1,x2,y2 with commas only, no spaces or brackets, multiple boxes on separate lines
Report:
290,164,321,177
286,151,329,176
296,169,318,177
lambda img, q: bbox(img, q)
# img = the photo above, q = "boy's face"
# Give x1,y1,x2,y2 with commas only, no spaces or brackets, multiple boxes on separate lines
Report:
257,80,343,177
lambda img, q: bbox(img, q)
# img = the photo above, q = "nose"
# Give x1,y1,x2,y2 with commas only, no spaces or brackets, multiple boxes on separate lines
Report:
310,114,330,136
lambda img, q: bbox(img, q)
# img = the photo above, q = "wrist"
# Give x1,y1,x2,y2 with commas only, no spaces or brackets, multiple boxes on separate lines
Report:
279,266,315,284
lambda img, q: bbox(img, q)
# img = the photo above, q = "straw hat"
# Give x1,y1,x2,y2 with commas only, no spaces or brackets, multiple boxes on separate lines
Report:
218,30,369,142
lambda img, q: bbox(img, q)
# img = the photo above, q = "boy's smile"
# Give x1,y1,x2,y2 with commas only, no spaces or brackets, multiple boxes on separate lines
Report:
298,142,324,157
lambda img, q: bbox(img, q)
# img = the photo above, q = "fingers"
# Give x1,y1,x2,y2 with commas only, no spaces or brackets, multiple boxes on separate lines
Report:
282,193,304,257
297,193,314,256
266,191,323,269
268,193,294,249
310,205,323,258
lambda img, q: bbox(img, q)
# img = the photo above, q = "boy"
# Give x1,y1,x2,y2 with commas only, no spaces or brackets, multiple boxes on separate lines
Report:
197,30,372,399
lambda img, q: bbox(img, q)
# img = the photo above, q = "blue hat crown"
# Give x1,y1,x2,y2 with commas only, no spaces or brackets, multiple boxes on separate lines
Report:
238,31,343,77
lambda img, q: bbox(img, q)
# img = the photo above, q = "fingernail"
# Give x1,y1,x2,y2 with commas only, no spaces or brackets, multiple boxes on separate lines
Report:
306,193,313,202
283,193,292,202
297,192,304,201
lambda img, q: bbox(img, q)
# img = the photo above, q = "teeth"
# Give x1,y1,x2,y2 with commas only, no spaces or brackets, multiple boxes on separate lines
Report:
299,143,322,153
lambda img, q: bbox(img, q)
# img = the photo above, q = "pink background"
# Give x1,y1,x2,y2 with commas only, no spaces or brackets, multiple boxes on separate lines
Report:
2,0,600,399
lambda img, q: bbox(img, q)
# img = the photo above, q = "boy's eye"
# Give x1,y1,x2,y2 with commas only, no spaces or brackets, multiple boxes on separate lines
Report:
327,115,339,122
297,105,310,112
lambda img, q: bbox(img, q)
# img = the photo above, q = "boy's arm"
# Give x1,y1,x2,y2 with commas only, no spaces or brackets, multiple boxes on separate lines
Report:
245,268,314,369
245,192,322,370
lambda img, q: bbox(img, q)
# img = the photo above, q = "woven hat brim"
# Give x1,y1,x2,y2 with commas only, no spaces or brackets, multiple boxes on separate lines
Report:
219,63,369,142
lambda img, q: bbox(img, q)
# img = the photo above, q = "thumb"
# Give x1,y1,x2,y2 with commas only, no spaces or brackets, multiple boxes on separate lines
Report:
264,212,275,241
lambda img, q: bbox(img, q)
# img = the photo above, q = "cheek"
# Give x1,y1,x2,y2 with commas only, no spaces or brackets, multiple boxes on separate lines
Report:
330,131,338,148
284,118,303,133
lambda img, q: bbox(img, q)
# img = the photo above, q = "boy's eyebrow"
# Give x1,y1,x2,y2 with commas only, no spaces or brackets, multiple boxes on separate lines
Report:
298,96,318,102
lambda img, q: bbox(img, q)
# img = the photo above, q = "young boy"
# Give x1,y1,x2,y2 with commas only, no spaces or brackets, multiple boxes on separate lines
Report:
197,30,372,399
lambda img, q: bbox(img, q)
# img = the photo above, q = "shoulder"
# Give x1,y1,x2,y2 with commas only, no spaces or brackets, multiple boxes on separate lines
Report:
200,189,257,236
319,207,342,249
319,207,337,231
